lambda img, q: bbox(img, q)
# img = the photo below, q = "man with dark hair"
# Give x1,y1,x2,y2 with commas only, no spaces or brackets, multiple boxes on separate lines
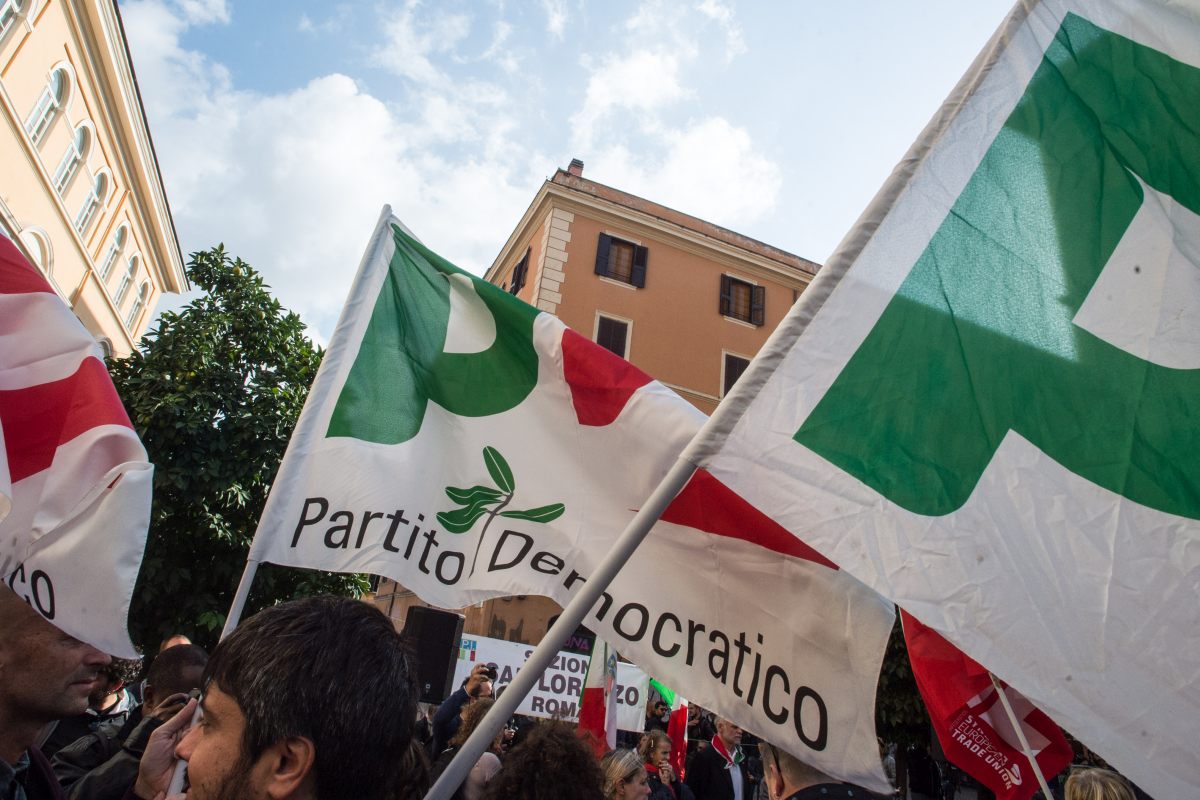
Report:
0,587,110,800
41,657,143,759
129,596,418,800
52,644,208,799
757,741,887,800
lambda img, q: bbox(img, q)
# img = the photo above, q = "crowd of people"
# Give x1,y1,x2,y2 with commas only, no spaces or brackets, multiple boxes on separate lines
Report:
0,589,1145,800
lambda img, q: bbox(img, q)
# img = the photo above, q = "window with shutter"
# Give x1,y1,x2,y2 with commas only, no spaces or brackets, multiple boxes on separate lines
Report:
595,234,647,288
722,353,751,397
720,275,765,326
510,248,530,295
595,315,630,358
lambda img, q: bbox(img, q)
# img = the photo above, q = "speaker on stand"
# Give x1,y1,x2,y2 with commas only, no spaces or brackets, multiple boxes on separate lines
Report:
400,606,465,705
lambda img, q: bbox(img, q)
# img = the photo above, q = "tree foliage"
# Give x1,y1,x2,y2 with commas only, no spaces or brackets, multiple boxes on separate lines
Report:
110,245,366,651
876,613,932,748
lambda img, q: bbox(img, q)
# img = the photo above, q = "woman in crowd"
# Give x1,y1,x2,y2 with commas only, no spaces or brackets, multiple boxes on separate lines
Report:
637,731,694,800
431,698,504,800
481,721,605,800
1065,767,1136,800
601,747,651,800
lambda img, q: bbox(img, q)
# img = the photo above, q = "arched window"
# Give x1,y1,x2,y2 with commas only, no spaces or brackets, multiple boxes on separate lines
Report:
74,171,108,234
96,337,113,359
25,66,68,145
0,0,27,40
19,227,51,277
125,281,149,328
115,253,137,307
53,123,91,193
99,224,127,280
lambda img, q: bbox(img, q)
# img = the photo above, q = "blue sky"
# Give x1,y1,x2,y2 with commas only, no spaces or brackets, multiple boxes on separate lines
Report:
121,0,1015,342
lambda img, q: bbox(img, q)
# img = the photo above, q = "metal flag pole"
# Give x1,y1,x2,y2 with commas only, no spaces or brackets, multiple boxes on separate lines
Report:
422,455,699,800
988,672,1055,799
164,557,262,795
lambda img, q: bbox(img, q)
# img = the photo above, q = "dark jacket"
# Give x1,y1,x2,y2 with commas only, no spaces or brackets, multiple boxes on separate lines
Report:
783,783,890,799
648,766,696,800
14,747,68,800
51,706,160,800
685,742,750,800
431,688,471,756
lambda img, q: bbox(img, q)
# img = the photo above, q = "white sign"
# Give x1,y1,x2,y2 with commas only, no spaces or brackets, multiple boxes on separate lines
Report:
451,634,649,732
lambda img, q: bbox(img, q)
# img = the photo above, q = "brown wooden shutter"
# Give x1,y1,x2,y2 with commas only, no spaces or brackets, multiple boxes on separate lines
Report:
719,274,732,316
631,244,648,288
751,284,766,325
595,234,612,276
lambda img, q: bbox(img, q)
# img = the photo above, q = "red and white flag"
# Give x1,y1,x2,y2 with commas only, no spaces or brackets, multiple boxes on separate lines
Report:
902,611,1072,800
0,237,152,657
578,635,619,756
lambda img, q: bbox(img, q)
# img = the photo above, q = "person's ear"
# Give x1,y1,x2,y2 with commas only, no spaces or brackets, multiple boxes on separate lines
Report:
258,736,316,799
141,685,156,709
769,766,786,800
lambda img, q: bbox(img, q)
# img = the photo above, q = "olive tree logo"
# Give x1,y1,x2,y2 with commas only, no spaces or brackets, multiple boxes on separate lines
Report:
438,446,565,577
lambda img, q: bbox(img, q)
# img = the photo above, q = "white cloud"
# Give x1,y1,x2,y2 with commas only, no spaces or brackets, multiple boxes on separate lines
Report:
540,0,566,38
371,2,472,87
696,0,745,61
592,118,780,228
176,0,228,25
122,0,550,343
570,50,688,150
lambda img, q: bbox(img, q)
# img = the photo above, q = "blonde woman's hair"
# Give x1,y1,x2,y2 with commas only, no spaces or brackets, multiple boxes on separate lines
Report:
637,730,671,764
600,748,645,800
1065,768,1135,800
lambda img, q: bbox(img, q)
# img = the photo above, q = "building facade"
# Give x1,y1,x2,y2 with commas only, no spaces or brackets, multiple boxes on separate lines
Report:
374,159,820,647
0,0,185,356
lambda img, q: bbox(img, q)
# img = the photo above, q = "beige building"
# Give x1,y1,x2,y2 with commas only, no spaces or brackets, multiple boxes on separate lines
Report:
374,159,819,646
0,0,185,357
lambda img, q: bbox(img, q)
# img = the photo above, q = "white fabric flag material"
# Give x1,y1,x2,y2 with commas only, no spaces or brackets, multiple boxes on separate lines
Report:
690,3,1200,798
250,211,895,791
0,237,152,658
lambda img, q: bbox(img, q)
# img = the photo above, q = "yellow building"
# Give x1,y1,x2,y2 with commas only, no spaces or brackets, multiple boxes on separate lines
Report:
0,0,185,357
374,159,819,646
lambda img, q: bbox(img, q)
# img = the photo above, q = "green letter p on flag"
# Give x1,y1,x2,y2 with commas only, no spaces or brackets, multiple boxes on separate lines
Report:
696,3,1199,798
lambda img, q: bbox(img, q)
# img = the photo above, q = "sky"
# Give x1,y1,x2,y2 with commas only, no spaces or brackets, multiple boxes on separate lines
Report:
121,0,1016,343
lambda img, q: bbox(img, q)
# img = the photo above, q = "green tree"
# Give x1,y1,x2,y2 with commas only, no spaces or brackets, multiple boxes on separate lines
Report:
875,614,933,796
110,245,366,651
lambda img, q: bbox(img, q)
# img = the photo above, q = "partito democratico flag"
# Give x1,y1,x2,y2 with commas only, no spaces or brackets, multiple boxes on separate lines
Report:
0,237,152,658
250,210,895,792
689,2,1200,798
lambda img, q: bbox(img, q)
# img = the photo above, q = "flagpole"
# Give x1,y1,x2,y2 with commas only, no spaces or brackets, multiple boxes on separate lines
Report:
164,557,262,795
988,672,1054,799
422,455,700,800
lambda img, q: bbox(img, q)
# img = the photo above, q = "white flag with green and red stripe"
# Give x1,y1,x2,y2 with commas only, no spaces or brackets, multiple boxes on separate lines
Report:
690,3,1199,798
0,237,152,658
250,210,895,792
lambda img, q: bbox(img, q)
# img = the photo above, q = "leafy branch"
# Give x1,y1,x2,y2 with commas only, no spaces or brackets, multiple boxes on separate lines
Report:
437,446,565,577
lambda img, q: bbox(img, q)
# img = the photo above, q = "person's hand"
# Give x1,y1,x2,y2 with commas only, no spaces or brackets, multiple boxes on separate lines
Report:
465,664,493,698
149,692,193,724
659,760,676,784
133,697,197,800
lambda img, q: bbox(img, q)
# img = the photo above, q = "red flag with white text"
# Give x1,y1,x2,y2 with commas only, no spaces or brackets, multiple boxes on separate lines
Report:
902,611,1071,800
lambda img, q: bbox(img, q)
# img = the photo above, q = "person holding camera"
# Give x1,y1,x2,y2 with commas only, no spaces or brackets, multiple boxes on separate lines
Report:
431,663,496,756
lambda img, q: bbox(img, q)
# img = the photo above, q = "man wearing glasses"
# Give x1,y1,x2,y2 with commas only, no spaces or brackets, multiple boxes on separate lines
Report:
685,718,750,800
757,741,888,800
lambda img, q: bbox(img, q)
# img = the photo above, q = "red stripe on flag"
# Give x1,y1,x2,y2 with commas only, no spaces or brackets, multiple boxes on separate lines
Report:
0,356,134,482
662,469,838,569
561,328,653,426
0,236,55,295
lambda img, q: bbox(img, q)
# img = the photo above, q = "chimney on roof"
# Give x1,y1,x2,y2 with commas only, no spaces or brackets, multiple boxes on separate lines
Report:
567,158,584,177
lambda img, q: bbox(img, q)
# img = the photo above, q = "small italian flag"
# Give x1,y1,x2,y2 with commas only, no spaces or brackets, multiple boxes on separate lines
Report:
650,679,688,779
578,636,619,756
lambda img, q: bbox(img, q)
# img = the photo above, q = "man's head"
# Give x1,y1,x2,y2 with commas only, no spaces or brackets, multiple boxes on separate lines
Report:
715,717,742,751
142,644,207,710
757,742,831,800
175,596,416,800
159,633,192,653
0,588,110,760
88,656,142,710
647,696,668,720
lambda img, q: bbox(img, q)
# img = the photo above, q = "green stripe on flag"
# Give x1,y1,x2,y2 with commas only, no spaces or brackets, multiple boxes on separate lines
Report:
650,678,677,708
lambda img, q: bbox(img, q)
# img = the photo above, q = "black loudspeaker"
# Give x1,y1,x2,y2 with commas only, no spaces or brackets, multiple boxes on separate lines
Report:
401,606,464,705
